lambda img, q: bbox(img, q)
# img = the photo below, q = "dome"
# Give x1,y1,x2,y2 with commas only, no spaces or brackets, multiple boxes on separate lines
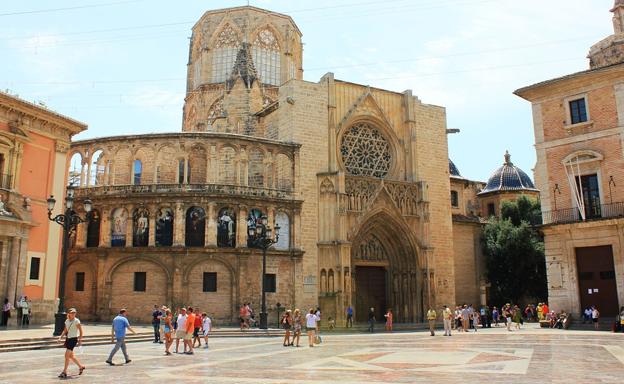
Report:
449,159,462,178
478,151,537,195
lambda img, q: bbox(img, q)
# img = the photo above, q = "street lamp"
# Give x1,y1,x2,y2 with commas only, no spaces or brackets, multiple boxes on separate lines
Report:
247,215,280,330
47,184,93,336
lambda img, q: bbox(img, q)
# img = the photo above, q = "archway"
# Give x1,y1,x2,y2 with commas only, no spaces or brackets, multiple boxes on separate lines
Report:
351,212,421,323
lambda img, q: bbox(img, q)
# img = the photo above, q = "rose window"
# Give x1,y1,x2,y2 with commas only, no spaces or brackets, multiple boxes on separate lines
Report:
340,123,392,178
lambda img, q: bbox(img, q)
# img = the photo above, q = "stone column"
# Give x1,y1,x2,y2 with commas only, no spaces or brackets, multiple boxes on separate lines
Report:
206,203,217,246
293,209,302,249
174,202,185,246
148,207,156,247
6,237,21,308
86,157,92,187
100,207,110,247
125,205,134,247
236,206,247,248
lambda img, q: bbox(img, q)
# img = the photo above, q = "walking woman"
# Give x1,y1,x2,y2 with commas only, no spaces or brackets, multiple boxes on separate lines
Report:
305,308,319,347
164,309,173,355
281,309,293,346
292,309,302,347
57,308,85,378
1,298,12,327
513,305,522,330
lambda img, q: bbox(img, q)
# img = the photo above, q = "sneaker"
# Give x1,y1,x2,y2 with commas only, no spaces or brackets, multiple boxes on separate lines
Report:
125,360,132,364
105,361,114,366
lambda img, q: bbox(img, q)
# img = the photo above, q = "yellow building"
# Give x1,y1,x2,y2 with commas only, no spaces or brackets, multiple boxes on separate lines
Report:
65,5,536,324
515,1,624,317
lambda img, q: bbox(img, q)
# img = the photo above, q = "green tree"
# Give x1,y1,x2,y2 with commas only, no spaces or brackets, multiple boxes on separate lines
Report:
483,196,547,305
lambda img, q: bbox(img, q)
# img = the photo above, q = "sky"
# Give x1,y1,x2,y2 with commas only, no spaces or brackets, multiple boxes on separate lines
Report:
0,0,614,182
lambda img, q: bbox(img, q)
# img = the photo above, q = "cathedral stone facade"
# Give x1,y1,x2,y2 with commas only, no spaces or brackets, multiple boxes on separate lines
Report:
66,6,535,324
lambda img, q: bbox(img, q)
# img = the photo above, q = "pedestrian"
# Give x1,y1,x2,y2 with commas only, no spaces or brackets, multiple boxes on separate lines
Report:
461,304,470,331
106,308,136,366
346,305,353,328
427,307,437,336
281,309,293,346
201,312,212,349
193,308,202,348
619,306,624,333
175,307,187,353
292,309,302,347
537,303,544,321
592,306,600,330
472,309,479,332
442,305,452,336
384,309,393,332
57,308,85,378
454,306,462,331
513,305,522,330
492,306,500,326
1,298,12,327
185,307,196,354
20,296,30,327
315,306,321,332
239,304,248,331
159,305,167,343
151,305,161,343
367,307,376,333
305,308,319,347
164,309,173,355
503,304,513,332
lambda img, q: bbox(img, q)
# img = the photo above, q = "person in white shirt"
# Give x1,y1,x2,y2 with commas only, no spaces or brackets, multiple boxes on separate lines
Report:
591,306,600,330
201,313,212,349
57,308,85,378
305,308,320,347
175,308,187,353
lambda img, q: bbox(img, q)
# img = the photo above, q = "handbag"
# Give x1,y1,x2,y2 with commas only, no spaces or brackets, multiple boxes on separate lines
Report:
314,335,322,344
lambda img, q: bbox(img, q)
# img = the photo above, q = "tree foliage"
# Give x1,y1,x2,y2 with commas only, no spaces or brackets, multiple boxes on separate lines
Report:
483,196,547,305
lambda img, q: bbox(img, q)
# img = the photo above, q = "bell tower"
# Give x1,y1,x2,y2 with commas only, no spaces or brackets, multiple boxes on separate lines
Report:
181,6,303,136
588,1,624,69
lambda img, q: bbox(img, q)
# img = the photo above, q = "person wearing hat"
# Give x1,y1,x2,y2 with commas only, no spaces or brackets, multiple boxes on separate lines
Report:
57,308,85,378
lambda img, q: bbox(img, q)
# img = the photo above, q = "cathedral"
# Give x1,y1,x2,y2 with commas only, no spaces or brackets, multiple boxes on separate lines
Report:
60,5,537,325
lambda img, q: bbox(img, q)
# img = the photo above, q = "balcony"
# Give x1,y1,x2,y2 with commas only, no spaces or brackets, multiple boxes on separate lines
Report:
73,183,294,200
0,173,12,189
540,202,624,225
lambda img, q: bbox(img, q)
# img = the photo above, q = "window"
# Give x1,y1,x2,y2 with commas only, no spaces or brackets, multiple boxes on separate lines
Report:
178,159,185,184
134,272,147,292
252,29,281,85
29,257,40,280
212,25,240,83
569,98,588,125
133,159,142,185
600,270,615,280
203,272,217,292
487,203,496,217
577,174,601,219
340,123,392,178
75,272,85,291
264,273,276,293
451,191,459,208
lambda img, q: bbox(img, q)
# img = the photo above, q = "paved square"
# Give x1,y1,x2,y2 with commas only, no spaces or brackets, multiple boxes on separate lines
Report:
1,326,623,383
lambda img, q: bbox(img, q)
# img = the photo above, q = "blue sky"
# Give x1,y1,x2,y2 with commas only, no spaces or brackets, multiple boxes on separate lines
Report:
0,0,613,182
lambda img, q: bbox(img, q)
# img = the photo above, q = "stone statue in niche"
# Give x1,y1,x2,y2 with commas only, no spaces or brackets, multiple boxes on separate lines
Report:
217,208,236,247
0,197,11,216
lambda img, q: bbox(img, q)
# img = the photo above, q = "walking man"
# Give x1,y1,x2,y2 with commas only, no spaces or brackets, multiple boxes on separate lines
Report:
368,307,376,333
106,309,136,366
427,307,437,336
346,305,353,328
151,305,161,343
184,307,196,354
442,305,452,336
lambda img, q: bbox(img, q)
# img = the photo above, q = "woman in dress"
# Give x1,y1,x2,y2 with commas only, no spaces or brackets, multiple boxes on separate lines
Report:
281,310,293,346
384,309,393,332
164,309,173,355
57,308,85,378
292,309,302,347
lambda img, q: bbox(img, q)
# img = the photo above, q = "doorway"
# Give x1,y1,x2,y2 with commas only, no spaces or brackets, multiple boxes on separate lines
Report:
576,245,619,316
355,266,386,322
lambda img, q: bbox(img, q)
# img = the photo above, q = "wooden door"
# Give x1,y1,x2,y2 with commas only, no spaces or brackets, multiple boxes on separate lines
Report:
576,245,619,316
355,266,386,322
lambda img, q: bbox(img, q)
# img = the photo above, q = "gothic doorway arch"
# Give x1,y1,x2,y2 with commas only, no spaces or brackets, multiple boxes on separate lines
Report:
351,212,421,323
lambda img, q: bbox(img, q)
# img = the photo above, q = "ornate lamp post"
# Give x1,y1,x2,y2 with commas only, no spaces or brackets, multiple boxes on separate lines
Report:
46,185,92,336
247,216,280,330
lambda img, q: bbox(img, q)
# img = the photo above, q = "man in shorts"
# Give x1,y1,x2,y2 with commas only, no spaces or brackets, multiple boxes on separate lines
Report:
192,307,202,348
175,308,187,354
184,307,196,354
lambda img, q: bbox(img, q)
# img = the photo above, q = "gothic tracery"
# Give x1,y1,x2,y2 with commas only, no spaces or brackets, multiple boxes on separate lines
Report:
340,123,392,178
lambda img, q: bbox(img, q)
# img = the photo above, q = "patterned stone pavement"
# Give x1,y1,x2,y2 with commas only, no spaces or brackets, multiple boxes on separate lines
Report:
1,325,623,383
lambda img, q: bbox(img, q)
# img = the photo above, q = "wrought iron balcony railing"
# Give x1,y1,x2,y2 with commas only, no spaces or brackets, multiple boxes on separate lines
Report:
73,183,294,199
540,201,624,225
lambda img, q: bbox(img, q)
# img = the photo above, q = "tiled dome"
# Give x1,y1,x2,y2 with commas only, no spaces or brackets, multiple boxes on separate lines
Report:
449,159,462,178
478,151,537,195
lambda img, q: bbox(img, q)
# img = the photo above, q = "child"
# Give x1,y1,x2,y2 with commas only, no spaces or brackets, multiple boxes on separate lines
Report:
327,317,336,330
201,312,212,349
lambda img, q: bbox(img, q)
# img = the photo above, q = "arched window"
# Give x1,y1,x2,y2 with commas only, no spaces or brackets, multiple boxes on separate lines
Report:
111,208,128,247
186,207,206,247
206,98,224,131
451,190,459,208
68,153,83,186
155,208,174,247
133,159,142,185
86,209,101,248
212,24,240,83
340,123,392,178
178,159,186,184
219,147,236,184
90,150,105,186
132,208,149,247
274,211,289,250
275,154,293,191
252,28,280,86
246,208,264,247
217,207,236,248
248,149,264,187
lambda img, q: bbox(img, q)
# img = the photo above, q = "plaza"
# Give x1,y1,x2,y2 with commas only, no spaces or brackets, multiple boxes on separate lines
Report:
0,326,623,383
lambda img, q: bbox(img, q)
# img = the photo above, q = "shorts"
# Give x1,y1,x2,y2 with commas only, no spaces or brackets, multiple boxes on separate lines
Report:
203,329,210,337
592,318,598,323
306,326,316,332
283,324,291,330
193,327,200,337
64,337,78,351
176,330,186,339
184,331,193,340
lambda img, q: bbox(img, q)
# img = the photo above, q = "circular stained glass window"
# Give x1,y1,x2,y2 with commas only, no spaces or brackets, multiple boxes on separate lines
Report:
340,123,392,178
